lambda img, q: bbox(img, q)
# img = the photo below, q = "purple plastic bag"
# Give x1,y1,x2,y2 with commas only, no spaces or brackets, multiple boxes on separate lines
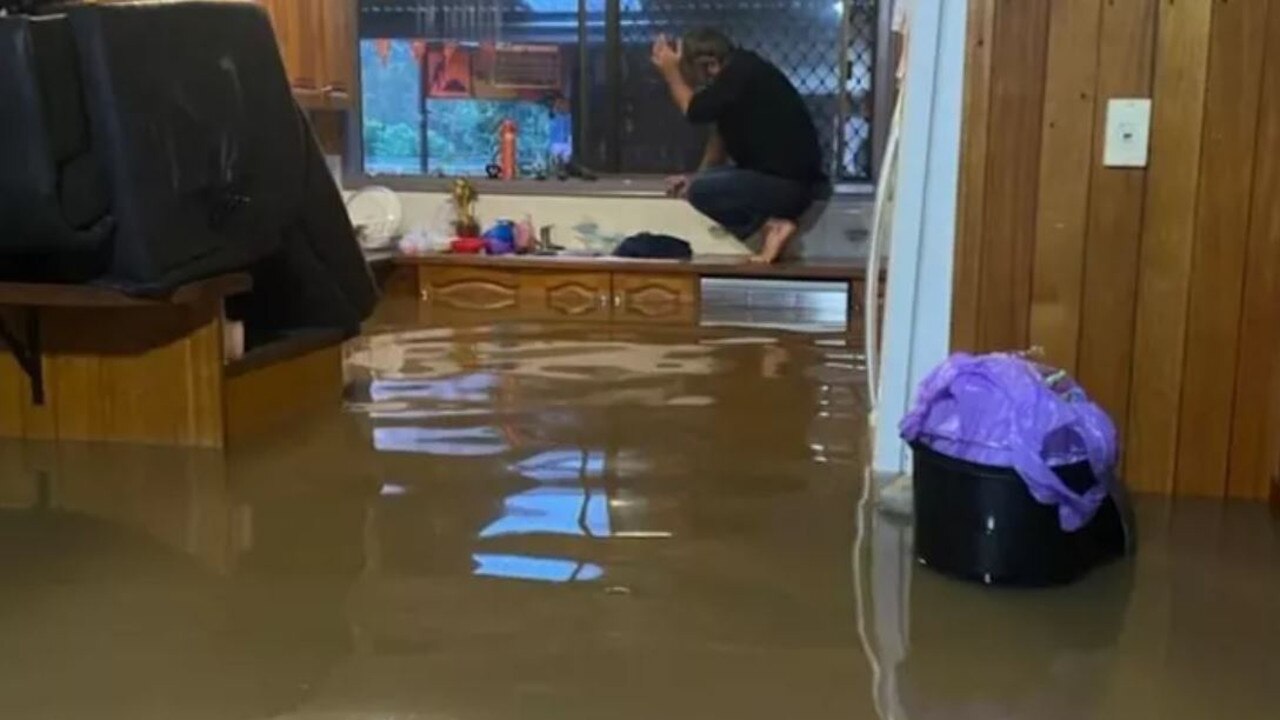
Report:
899,353,1117,532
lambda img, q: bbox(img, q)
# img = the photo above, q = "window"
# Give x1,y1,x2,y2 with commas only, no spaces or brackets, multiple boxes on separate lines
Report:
357,1,880,183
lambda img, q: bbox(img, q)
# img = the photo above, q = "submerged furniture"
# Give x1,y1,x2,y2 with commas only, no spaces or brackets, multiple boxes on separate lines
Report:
389,254,880,335
911,444,1128,586
0,2,375,446
0,275,344,447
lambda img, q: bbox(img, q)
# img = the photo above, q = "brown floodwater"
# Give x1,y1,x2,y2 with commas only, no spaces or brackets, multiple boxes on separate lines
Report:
1,299,1277,719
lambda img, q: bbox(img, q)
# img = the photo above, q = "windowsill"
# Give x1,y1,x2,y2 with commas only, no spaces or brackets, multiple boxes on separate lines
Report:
343,173,875,200
345,174,669,197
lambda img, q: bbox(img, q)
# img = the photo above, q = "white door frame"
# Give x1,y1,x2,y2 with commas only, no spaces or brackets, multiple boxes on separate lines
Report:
872,0,967,473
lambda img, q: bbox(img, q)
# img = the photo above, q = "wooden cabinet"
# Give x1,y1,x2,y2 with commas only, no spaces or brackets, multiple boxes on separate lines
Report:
611,274,698,325
263,0,322,95
318,0,356,102
523,272,613,321
417,267,696,325
90,1,355,109
258,0,355,109
420,267,521,312
401,256,872,333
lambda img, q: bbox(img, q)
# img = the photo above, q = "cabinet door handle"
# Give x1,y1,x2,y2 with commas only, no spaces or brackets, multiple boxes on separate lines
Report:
613,293,623,309
598,291,609,308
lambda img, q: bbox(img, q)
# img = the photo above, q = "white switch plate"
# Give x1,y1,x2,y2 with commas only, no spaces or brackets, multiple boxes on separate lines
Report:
1104,98,1152,168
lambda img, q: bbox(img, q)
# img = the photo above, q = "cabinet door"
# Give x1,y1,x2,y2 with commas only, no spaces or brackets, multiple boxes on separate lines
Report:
522,272,612,321
261,0,323,95
611,274,698,325
319,0,356,101
419,267,521,312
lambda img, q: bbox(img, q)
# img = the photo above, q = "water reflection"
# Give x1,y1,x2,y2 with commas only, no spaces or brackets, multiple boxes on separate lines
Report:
479,487,611,539
852,475,1280,720
371,373,500,403
0,428,372,720
2,310,1278,718
512,448,607,482
379,482,409,496
472,553,604,583
855,483,1138,720
373,425,510,456
350,334,718,383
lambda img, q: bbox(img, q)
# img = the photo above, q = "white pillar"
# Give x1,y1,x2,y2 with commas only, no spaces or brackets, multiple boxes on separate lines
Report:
871,0,967,473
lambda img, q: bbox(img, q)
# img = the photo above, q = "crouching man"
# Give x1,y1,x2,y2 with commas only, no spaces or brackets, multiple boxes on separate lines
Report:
651,28,825,264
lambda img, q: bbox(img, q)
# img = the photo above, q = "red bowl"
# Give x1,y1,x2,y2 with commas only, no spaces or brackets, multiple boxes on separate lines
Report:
450,237,486,254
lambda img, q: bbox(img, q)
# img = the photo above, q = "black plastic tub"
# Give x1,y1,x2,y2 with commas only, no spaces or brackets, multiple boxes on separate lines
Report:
911,443,1127,587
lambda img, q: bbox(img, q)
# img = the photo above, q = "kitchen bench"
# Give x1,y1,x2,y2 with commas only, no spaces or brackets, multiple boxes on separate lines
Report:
0,274,344,448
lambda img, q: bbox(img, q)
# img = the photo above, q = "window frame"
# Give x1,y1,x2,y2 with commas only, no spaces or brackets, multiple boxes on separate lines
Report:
342,0,892,199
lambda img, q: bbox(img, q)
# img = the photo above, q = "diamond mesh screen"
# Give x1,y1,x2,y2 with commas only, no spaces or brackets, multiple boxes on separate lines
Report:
358,0,879,180
615,0,876,180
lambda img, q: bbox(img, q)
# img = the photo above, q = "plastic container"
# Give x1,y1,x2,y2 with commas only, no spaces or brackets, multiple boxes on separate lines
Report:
498,119,518,180
482,220,517,255
911,443,1126,587
450,237,485,254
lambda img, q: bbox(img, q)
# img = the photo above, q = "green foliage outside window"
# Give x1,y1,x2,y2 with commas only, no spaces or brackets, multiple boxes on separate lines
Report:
361,39,562,177
425,99,553,177
361,40,422,174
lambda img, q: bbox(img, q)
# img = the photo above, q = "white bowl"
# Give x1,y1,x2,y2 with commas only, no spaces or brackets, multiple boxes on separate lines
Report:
346,186,403,249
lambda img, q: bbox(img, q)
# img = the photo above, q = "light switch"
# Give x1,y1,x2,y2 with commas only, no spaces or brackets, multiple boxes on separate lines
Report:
1104,98,1152,168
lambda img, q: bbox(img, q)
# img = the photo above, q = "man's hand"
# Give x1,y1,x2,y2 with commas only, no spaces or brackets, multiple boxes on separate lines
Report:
652,34,694,113
665,174,691,199
650,34,683,75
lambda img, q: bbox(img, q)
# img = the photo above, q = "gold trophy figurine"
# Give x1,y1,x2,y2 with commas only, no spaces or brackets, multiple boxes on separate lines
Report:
452,178,480,238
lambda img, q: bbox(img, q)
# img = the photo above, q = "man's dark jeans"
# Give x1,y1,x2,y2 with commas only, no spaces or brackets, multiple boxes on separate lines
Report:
686,166,817,240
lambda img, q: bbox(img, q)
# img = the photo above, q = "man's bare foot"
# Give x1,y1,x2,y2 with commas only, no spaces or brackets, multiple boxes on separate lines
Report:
749,218,798,264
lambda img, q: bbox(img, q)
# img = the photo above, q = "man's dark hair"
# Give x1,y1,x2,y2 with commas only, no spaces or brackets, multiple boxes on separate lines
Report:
681,27,734,65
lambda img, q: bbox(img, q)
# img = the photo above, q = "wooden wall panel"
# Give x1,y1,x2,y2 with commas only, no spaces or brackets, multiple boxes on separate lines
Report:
1074,0,1156,438
973,0,1052,352
1125,0,1214,494
1229,0,1280,500
950,0,997,352
1028,0,1105,373
1176,0,1272,496
953,0,1280,499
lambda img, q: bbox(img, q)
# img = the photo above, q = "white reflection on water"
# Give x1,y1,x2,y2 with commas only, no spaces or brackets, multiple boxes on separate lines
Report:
372,426,509,456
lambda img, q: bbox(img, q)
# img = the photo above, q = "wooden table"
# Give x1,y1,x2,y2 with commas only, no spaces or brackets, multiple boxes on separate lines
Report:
0,275,344,448
388,253,880,332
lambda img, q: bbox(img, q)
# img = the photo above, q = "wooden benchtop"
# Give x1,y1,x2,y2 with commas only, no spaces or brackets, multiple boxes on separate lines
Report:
394,253,870,281
0,273,252,308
